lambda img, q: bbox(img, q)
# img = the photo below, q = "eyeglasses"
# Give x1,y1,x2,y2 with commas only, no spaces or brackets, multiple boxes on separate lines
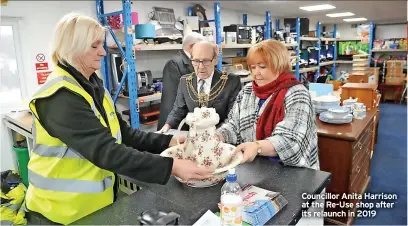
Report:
191,59,213,66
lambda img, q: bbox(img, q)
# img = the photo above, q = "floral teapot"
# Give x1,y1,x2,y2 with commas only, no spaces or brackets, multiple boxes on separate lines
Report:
176,107,230,169
161,107,243,187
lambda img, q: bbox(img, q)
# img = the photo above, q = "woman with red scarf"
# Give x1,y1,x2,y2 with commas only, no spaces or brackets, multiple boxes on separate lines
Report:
217,40,319,169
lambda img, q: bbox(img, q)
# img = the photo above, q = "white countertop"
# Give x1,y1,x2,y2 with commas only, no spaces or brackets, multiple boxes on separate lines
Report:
3,111,33,133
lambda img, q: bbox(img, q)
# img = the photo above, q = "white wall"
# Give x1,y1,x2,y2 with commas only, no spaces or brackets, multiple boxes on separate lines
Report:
375,24,406,39
323,23,406,40
1,1,270,97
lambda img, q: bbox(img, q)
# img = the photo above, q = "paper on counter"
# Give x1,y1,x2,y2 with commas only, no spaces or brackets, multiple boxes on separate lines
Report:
193,210,221,226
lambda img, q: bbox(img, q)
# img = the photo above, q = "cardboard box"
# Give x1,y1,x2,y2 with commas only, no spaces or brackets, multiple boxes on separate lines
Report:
232,57,248,70
239,185,288,226
385,76,405,85
386,67,404,76
386,60,404,68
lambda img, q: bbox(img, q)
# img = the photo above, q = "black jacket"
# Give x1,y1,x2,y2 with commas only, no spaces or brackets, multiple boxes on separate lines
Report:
35,62,174,197
158,51,194,129
166,70,242,129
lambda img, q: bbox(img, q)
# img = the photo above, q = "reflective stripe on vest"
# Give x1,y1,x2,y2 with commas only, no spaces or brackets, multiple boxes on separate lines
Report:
28,170,113,194
32,75,100,118
0,220,13,225
32,144,84,159
2,203,20,211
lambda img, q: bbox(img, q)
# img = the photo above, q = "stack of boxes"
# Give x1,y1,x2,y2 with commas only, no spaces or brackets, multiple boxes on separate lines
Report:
385,60,405,85
352,54,370,76
348,54,370,83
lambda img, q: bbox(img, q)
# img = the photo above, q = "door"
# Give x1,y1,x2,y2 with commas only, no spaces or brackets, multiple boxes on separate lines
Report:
0,17,27,171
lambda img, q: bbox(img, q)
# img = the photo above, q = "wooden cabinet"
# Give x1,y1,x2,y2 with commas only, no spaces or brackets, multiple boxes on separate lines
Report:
317,110,375,225
341,83,378,110
348,75,369,83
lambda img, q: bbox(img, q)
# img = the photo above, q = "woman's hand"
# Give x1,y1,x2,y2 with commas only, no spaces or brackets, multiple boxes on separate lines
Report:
171,159,214,181
235,142,259,163
169,136,186,147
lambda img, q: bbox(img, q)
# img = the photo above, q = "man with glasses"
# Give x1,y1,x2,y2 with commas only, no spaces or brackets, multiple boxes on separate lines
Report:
158,41,241,133
158,32,205,130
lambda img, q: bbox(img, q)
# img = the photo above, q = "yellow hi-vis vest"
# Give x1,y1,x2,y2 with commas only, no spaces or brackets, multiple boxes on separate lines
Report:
26,65,122,225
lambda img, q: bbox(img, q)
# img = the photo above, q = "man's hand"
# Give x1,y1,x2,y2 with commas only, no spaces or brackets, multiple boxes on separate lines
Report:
157,124,171,134
235,142,259,163
169,135,186,147
171,159,214,181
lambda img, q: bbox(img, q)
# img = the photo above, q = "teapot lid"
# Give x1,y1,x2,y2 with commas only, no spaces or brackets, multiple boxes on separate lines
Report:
186,107,220,128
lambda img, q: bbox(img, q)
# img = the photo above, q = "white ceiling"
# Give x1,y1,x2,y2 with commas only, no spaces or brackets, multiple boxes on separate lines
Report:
194,1,407,24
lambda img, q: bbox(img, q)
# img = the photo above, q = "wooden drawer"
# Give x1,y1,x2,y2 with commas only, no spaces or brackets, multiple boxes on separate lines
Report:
350,150,370,192
351,128,373,178
352,120,373,158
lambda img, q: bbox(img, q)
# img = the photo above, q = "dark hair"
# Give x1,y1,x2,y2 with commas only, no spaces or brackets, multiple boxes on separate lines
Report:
320,66,327,74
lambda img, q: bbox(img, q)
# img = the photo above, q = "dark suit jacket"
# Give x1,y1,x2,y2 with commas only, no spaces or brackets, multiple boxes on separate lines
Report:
166,69,242,130
158,51,194,129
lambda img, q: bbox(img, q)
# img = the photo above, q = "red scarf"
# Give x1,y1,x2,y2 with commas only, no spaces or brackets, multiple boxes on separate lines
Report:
253,73,302,140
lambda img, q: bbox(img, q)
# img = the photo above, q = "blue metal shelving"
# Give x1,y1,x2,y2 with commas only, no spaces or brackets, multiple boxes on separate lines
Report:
333,24,337,79
96,0,139,129
265,11,271,40
315,21,321,81
214,2,222,71
96,1,343,129
368,22,375,65
295,18,300,81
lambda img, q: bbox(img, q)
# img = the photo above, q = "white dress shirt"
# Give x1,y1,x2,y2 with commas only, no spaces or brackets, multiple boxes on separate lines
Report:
197,70,214,95
183,50,191,59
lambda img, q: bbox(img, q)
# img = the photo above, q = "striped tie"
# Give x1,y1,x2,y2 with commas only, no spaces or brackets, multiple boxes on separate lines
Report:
198,79,205,94
198,79,207,107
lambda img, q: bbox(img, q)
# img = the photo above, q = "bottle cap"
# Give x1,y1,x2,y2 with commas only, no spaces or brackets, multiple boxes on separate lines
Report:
226,168,237,182
228,168,236,175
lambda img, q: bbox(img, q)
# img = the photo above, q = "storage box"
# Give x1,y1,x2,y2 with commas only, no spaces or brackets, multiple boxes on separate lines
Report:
386,67,404,76
386,60,404,68
240,185,288,226
385,76,405,85
232,57,248,70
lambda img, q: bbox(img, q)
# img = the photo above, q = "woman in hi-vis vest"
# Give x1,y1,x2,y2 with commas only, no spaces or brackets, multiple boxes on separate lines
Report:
25,12,213,225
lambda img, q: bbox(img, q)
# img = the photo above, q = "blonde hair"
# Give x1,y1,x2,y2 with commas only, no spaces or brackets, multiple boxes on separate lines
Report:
247,39,291,75
51,12,106,68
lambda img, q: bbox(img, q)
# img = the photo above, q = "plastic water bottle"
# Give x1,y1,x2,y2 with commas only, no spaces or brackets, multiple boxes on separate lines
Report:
220,168,243,226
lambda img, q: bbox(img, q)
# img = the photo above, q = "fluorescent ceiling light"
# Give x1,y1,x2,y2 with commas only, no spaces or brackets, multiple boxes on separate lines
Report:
299,4,336,11
343,17,368,22
326,12,355,18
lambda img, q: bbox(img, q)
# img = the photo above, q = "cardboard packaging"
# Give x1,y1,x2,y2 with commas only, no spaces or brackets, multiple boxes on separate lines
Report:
385,76,405,85
240,184,288,226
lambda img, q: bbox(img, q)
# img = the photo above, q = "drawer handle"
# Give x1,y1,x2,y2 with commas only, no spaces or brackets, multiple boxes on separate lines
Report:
357,167,361,174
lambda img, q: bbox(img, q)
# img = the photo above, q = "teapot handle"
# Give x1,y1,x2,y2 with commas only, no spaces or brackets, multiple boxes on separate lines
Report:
176,118,187,146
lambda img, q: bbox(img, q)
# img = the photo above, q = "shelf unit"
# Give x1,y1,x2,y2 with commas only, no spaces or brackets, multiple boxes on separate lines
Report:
372,49,407,52
97,1,276,129
295,22,338,81
97,0,342,128
96,0,140,129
